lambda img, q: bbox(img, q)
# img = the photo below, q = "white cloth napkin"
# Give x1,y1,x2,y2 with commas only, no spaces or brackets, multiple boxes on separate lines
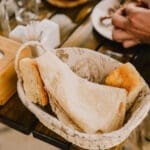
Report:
9,19,60,52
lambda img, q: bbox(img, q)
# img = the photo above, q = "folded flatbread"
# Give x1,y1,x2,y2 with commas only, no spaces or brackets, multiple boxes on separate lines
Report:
36,51,127,133
20,57,82,130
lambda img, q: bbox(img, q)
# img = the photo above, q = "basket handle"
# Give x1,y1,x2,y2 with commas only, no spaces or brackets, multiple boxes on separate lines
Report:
15,41,47,80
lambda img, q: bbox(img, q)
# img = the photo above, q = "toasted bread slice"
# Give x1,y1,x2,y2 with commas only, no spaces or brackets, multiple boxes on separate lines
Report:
105,63,145,110
19,58,48,106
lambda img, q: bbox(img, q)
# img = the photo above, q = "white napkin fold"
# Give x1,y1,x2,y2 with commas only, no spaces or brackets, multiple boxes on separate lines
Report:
9,19,60,52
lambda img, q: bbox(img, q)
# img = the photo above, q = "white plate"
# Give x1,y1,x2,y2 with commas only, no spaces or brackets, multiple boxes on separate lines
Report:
91,0,120,40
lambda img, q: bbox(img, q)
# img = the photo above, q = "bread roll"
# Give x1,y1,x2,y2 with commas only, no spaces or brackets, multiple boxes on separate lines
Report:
105,63,145,110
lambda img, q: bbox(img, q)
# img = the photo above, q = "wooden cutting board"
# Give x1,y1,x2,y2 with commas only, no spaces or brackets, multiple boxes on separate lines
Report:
0,36,31,105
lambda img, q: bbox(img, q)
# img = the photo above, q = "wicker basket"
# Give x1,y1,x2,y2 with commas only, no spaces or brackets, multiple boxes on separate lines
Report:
15,41,150,150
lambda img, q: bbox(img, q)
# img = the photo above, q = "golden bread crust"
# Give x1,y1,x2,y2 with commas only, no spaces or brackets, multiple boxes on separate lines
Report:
20,58,48,106
105,63,145,109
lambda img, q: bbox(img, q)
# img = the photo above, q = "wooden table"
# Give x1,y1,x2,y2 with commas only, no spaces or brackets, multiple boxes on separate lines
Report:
0,1,150,149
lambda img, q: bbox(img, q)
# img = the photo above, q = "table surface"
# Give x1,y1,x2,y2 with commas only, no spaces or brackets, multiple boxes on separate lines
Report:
0,1,150,150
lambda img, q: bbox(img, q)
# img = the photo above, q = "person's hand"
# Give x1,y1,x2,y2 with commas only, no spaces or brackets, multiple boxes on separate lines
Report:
112,3,150,48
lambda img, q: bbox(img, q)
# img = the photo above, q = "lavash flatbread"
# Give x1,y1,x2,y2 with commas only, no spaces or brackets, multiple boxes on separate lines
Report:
36,51,127,133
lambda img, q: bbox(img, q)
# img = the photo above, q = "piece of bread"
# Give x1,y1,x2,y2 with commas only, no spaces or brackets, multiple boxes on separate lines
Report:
49,92,83,131
19,57,85,131
19,58,48,106
36,51,127,133
105,63,145,110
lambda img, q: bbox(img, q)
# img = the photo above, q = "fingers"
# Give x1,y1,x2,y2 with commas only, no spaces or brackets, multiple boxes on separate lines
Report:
112,28,140,48
112,3,147,30
125,3,147,15
125,3,137,15
122,40,140,48
112,8,128,30
112,28,135,42
112,2,146,47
